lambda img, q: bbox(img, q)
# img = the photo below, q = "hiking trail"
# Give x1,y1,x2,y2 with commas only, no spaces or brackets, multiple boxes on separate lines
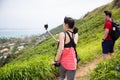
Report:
75,57,102,80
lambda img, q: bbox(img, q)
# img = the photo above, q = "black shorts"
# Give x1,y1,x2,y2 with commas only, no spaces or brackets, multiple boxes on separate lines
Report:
102,40,115,54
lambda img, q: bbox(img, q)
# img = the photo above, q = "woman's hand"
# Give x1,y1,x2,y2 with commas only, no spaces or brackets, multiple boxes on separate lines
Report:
56,40,60,44
102,38,105,43
51,61,56,65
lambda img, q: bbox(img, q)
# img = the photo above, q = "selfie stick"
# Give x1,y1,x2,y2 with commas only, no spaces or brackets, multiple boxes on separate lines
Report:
44,24,57,41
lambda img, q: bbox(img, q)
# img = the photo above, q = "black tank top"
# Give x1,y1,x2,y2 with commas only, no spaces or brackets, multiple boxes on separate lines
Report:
64,31,76,48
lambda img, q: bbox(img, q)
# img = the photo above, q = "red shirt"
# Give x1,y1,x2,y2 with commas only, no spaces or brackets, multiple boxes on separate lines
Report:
60,47,77,70
104,20,112,40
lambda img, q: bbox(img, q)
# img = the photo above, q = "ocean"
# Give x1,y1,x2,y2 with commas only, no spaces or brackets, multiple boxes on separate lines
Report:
0,29,43,38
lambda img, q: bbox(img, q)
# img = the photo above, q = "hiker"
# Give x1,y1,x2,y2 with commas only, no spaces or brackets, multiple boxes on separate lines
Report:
51,17,78,80
102,10,115,59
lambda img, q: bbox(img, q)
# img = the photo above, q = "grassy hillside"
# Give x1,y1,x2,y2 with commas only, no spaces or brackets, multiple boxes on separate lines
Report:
90,0,120,79
50,24,63,35
0,0,120,80
90,52,120,80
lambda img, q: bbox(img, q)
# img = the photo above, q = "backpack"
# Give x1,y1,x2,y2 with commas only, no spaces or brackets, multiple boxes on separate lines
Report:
110,21,120,41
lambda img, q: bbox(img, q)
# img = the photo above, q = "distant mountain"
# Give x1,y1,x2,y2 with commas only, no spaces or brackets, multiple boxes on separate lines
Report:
50,24,63,35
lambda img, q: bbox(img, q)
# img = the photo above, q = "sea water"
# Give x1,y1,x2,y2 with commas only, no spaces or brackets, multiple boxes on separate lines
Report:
0,29,42,38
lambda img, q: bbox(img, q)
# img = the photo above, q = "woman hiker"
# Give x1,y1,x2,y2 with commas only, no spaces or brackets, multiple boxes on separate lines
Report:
51,17,79,80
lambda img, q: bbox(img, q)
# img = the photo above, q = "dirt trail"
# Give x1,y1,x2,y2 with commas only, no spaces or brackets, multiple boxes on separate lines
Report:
75,57,102,80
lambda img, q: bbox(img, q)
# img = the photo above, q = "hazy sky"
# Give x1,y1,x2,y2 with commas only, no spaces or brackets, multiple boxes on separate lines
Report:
0,0,112,33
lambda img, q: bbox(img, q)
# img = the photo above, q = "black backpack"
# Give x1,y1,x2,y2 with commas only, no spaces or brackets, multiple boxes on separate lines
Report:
110,21,120,41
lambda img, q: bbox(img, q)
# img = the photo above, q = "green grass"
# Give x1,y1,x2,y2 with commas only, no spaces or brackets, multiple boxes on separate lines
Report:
90,39,120,80
89,3,120,80
0,55,58,80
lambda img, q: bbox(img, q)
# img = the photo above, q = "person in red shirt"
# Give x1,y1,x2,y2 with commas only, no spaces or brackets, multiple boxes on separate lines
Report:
102,11,114,59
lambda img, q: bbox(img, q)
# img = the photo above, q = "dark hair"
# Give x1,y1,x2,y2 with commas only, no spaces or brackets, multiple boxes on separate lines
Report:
104,10,112,18
64,17,78,34
73,27,78,34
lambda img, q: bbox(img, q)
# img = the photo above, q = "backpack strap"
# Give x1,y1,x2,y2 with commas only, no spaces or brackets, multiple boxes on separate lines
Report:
64,32,66,44
66,31,74,40
67,30,74,38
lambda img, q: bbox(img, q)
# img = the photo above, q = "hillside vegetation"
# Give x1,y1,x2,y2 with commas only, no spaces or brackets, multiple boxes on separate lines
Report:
0,0,120,80
90,0,120,79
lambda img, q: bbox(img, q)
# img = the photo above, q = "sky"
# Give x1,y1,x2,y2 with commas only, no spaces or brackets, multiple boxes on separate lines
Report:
0,0,113,34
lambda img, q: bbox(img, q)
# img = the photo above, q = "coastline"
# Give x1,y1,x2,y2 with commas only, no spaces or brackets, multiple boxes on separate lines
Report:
0,29,42,39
